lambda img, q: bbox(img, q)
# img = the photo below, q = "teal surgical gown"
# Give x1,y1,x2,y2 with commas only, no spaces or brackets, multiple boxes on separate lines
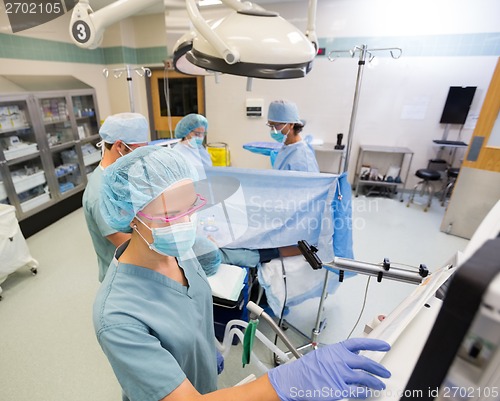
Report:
94,243,218,401
174,142,213,168
273,140,319,172
82,165,119,282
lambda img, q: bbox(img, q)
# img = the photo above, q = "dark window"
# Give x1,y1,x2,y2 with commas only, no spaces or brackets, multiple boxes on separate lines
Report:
158,78,198,117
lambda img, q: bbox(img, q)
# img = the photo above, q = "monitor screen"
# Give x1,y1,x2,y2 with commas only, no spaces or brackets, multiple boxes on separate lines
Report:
440,86,477,124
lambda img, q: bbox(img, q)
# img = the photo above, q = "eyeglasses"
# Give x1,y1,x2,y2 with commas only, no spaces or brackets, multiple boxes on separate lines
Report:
266,122,286,130
138,193,207,223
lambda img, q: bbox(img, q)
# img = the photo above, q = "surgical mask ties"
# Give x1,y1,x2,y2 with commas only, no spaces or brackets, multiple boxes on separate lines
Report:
135,218,196,258
118,143,134,157
97,140,105,158
270,127,285,143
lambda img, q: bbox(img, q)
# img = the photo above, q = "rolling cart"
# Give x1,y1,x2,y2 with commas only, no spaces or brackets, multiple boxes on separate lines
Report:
0,204,38,300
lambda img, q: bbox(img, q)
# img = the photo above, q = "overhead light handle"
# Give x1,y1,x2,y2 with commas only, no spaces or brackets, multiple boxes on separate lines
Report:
185,0,240,64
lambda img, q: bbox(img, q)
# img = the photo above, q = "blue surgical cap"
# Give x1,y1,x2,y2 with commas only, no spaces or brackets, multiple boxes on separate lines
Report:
267,100,301,124
175,114,208,139
100,146,198,233
193,236,221,277
99,112,149,144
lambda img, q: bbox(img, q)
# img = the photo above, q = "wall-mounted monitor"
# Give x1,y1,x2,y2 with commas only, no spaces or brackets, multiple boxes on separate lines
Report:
440,86,477,125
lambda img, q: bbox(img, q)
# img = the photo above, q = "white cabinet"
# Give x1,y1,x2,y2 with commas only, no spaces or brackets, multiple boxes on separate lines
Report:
0,204,38,299
0,90,101,221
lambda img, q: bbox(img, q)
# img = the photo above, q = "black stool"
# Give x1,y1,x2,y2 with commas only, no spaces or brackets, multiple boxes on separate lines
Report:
440,168,460,206
407,169,441,211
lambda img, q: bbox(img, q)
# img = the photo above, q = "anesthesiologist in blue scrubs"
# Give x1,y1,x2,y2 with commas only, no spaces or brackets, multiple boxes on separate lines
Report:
173,113,212,168
95,146,391,401
267,100,319,172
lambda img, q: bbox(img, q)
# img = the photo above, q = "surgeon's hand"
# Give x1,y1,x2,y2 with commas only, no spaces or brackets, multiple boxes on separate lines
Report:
267,338,391,401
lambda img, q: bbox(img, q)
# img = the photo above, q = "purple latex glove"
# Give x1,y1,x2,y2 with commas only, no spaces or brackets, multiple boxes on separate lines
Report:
216,350,224,375
268,338,391,401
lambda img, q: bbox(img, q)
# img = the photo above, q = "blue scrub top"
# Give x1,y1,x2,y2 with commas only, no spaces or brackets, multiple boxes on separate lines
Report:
82,165,119,282
94,243,218,401
273,140,320,172
174,141,213,168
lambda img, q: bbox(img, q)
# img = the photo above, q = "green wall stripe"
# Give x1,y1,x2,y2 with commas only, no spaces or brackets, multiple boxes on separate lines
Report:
0,33,168,65
0,33,105,63
0,32,498,65
318,32,500,58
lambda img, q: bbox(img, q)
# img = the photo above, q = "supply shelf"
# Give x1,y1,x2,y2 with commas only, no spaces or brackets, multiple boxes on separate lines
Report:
353,145,414,200
0,89,100,221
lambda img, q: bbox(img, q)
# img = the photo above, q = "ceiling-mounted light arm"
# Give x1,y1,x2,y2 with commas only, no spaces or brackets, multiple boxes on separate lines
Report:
305,0,318,51
219,0,254,12
69,0,162,49
185,0,240,64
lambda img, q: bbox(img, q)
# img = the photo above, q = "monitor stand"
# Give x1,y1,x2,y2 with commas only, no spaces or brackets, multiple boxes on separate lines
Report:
436,123,463,165
442,123,451,141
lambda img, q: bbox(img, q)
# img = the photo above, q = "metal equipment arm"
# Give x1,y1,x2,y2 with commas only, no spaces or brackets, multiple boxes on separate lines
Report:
298,240,428,285
69,0,185,49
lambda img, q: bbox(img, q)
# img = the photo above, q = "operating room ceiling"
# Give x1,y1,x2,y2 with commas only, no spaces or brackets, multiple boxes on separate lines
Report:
86,0,303,15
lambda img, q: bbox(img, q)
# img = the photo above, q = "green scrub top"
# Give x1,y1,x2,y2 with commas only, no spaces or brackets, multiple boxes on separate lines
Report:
93,242,218,401
82,165,119,281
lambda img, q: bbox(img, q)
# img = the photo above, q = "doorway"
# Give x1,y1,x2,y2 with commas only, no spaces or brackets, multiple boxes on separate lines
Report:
148,68,205,140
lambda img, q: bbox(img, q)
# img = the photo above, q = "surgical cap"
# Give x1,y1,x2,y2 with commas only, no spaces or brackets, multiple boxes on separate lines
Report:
99,112,149,144
175,114,208,139
100,146,198,233
193,236,221,277
267,100,302,124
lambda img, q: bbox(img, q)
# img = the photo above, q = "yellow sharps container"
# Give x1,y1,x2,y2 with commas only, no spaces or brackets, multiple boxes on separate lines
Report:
207,142,230,166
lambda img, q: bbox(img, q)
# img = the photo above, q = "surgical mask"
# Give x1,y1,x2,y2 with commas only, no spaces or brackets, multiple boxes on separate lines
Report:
188,136,204,148
135,218,197,258
270,127,285,143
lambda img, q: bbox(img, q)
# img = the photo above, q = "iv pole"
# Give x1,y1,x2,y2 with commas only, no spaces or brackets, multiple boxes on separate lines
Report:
328,45,402,173
285,45,405,354
103,65,152,112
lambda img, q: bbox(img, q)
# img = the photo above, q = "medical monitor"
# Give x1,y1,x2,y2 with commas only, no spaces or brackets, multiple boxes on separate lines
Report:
439,86,477,125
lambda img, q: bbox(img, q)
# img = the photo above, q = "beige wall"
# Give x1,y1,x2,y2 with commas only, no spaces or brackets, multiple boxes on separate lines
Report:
0,9,167,127
132,14,169,48
2,1,500,175
0,58,112,119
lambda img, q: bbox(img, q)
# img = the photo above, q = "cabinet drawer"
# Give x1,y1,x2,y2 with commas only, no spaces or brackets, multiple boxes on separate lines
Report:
20,192,51,212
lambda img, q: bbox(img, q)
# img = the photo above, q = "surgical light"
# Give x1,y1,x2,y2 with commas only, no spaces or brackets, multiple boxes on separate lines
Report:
173,0,318,79
198,0,222,6
172,31,215,76
69,0,318,80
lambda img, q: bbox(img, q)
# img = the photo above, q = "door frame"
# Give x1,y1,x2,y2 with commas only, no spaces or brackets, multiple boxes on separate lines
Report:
147,67,205,140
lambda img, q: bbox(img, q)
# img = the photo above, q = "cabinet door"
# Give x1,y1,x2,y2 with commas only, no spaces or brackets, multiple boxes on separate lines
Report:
35,94,85,198
0,96,53,216
69,93,102,180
